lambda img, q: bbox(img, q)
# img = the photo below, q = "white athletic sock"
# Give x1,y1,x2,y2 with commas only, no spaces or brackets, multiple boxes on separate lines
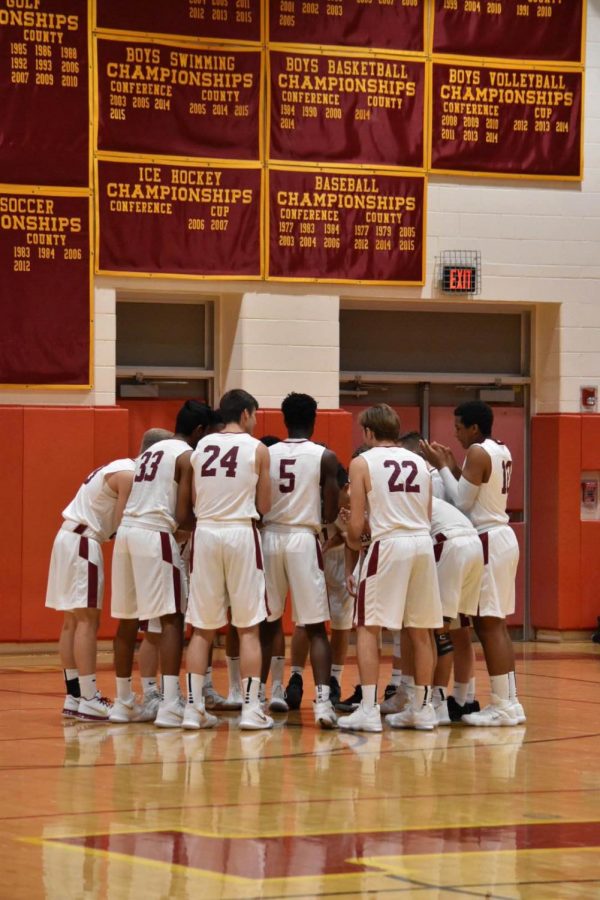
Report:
243,676,260,708
290,665,304,676
467,677,477,703
270,656,285,687
490,674,510,703
433,685,446,703
205,666,213,688
64,667,78,681
186,673,205,706
141,677,157,697
116,676,132,702
316,684,330,703
226,656,241,690
362,684,377,708
453,682,469,705
79,674,97,701
413,685,431,709
401,674,415,688
331,664,344,683
161,675,180,704
508,671,518,702
391,668,403,686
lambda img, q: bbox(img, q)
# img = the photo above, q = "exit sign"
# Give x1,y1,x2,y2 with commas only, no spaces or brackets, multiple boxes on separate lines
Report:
442,265,477,293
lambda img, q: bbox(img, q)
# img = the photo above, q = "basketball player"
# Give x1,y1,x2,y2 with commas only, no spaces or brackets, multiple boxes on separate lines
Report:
111,400,217,728
339,404,443,732
183,389,273,731
421,400,524,726
261,393,340,729
45,453,135,720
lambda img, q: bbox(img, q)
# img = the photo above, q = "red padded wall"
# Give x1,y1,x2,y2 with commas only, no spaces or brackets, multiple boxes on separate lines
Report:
0,408,24,640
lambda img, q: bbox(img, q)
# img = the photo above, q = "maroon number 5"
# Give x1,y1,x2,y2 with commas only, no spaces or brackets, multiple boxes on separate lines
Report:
279,458,296,493
134,450,164,483
384,459,420,493
200,445,239,478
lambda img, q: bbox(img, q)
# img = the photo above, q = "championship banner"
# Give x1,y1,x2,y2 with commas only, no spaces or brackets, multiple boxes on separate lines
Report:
432,0,584,65
96,39,262,161
0,191,90,386
269,50,425,169
269,1,424,54
97,159,262,278
0,0,88,187
96,0,261,45
430,61,582,180
268,167,425,284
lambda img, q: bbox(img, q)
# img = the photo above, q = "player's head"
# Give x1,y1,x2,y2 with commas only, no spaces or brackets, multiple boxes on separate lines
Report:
358,404,400,446
219,389,259,434
260,435,281,447
398,431,423,455
174,399,214,448
139,428,173,454
281,392,317,437
454,401,493,448
207,408,224,435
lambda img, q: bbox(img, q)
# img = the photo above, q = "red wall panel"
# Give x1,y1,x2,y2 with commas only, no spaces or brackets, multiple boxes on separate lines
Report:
0,408,24,640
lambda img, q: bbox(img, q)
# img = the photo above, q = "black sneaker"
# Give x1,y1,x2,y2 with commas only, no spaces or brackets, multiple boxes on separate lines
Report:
447,695,468,722
329,676,341,708
383,682,397,701
284,672,303,710
336,684,362,712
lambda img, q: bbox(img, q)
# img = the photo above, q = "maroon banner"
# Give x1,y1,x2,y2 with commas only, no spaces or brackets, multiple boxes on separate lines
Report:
96,0,261,44
269,1,424,53
0,0,88,187
0,192,89,385
430,62,582,179
432,0,584,64
270,51,425,168
97,160,261,277
97,39,261,161
268,168,424,283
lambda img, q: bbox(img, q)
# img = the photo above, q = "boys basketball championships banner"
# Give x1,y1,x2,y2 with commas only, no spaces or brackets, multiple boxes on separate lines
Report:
269,50,425,168
95,0,262,44
268,168,425,285
96,159,262,278
0,0,88,186
0,190,90,386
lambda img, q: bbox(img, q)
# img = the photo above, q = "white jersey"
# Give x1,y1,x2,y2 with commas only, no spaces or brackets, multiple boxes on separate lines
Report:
121,438,190,532
363,446,431,540
263,439,324,532
467,438,512,532
431,497,476,539
63,458,135,543
192,431,260,522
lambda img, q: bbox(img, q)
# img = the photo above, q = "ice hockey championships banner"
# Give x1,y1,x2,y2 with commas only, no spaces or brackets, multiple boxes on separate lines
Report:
97,159,262,278
269,0,425,53
95,0,261,44
0,0,88,186
269,50,425,168
432,0,584,65
96,38,262,161
0,191,90,386
430,61,582,180
268,167,425,285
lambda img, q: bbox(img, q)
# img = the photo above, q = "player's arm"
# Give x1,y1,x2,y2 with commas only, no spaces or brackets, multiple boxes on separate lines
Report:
106,469,134,534
347,456,368,551
344,543,359,597
255,442,272,517
175,451,195,531
320,448,340,524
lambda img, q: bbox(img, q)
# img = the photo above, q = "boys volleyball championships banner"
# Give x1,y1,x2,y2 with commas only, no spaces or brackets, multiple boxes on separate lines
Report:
0,0,585,386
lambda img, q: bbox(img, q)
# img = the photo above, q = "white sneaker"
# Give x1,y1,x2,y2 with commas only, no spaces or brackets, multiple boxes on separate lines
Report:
109,695,144,723
139,689,161,721
62,695,80,718
338,701,383,733
433,699,451,726
509,701,526,724
240,705,274,730
155,696,185,728
77,693,112,722
314,699,338,730
387,703,437,731
379,688,409,716
203,684,228,710
182,704,218,730
462,698,519,727
221,686,243,711
269,683,289,713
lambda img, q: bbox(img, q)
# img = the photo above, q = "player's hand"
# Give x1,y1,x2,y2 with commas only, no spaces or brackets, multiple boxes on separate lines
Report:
420,439,451,469
346,573,357,597
338,506,350,525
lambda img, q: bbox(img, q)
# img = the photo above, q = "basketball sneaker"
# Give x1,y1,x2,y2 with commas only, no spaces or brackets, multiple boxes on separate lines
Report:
379,685,409,715
314,699,338,730
109,693,159,723
336,684,362,712
433,694,451,726
329,676,341,708
269,683,289,713
462,696,519,727
240,705,274,730
203,684,228,710
447,695,481,721
338,701,382,733
221,686,243,710
509,701,527,724
155,695,185,728
386,703,437,731
284,672,303,710
77,693,112,722
383,682,397,701
182,704,218,730
62,695,80,718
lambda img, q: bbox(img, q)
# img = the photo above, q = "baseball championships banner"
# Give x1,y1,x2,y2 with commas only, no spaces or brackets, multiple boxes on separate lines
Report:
268,167,425,284
96,0,261,44
269,50,425,168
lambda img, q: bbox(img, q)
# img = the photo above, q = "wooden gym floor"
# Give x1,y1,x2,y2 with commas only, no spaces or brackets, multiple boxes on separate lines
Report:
1,643,600,899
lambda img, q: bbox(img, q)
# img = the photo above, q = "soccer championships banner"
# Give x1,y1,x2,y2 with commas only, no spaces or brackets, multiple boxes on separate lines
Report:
96,0,261,44
432,0,584,65
0,0,88,187
269,0,424,53
269,50,425,168
0,191,90,385
268,168,425,284
430,62,582,179
97,159,262,278
96,39,262,161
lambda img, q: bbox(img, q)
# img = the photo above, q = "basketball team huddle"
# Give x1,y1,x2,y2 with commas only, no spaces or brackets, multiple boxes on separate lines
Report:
46,390,524,734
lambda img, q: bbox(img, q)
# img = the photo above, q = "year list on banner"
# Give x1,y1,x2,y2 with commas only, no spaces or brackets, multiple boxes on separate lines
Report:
96,0,261,44
268,168,425,284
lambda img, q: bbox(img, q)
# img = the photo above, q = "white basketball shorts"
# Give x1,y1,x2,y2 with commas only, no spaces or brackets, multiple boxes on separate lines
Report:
261,527,329,626
45,524,104,611
324,545,353,630
111,525,187,621
477,525,520,618
434,532,484,620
